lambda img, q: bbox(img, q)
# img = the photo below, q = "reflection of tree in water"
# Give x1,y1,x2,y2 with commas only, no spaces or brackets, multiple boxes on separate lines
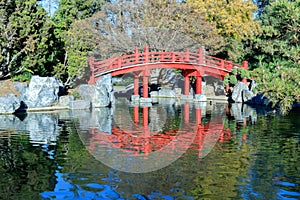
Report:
191,104,300,199
243,113,300,199
0,131,57,199
0,113,82,200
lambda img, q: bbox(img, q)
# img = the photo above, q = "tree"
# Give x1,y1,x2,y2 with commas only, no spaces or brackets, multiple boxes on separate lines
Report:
51,0,104,86
250,0,300,69
53,18,100,85
186,0,261,62
249,0,300,114
89,0,226,59
187,0,260,40
251,67,300,114
0,0,56,80
53,0,104,32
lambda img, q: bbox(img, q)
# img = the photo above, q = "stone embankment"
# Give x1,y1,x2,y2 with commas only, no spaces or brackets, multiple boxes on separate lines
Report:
0,72,266,115
0,74,114,114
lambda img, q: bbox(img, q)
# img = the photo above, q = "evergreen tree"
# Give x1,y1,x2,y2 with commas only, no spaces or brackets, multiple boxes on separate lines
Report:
250,0,300,69
250,0,300,114
0,0,56,80
52,0,104,86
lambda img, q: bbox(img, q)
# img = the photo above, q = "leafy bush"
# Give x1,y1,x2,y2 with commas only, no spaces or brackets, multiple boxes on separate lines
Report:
237,68,250,79
11,72,32,82
252,67,300,114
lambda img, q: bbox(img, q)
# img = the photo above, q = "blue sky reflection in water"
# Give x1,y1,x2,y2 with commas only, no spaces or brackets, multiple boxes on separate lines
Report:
0,102,299,199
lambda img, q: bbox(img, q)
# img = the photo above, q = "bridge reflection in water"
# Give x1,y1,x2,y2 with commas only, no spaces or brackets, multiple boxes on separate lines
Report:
79,101,232,173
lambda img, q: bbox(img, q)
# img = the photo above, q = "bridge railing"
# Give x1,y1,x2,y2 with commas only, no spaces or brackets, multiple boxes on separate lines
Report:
89,47,247,77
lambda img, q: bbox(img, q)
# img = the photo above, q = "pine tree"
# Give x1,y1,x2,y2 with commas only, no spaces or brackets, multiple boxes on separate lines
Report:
0,0,56,80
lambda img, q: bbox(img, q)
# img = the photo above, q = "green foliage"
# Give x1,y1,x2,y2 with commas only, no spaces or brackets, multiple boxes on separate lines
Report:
252,66,300,114
237,68,250,79
249,0,300,69
223,74,230,86
51,0,104,86
52,0,103,32
246,0,300,114
0,131,56,199
11,72,32,82
229,75,238,85
223,68,247,87
71,90,81,100
0,0,57,79
187,0,261,40
187,0,261,62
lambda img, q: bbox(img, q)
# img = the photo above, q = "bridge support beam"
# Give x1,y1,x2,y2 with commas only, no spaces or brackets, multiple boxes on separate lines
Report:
142,69,150,98
195,72,202,95
134,75,139,95
184,75,190,96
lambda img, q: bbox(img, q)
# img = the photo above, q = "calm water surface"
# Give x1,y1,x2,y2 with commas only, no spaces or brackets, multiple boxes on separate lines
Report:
0,100,299,200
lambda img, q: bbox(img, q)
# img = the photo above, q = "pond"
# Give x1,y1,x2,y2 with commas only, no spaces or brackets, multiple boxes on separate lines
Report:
0,99,299,200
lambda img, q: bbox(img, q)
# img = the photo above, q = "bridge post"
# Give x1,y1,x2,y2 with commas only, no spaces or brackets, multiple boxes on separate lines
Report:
198,48,203,64
184,74,190,95
184,103,190,125
142,69,150,98
220,60,224,69
134,75,139,95
242,61,248,69
196,125,204,158
144,46,149,63
88,57,96,84
185,49,190,62
227,61,233,71
171,52,175,62
118,57,122,68
196,108,202,125
134,47,139,63
88,70,96,84
143,107,149,127
195,73,202,95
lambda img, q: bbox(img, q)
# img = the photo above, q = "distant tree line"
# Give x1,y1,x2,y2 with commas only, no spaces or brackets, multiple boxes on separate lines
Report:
0,0,299,112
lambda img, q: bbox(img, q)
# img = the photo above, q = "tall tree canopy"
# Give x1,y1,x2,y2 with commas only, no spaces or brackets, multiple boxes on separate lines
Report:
250,0,300,114
0,0,56,80
186,0,261,62
53,0,104,32
51,0,104,86
187,0,261,40
250,0,300,69
89,0,226,59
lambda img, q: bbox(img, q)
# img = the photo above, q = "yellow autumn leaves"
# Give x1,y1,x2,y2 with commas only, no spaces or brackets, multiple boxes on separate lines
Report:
187,0,261,40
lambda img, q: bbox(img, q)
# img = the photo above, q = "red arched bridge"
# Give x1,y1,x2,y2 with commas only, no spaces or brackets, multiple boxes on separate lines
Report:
88,47,248,98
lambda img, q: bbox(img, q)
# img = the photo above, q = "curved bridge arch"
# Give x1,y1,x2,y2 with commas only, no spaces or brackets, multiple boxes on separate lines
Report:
89,47,248,97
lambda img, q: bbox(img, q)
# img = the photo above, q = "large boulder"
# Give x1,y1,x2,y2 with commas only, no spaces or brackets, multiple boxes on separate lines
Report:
20,76,61,108
0,94,21,114
94,74,114,107
13,82,27,93
78,74,114,107
231,82,249,103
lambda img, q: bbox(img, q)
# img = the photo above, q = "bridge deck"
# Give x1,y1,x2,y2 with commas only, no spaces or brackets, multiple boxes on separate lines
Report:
89,48,248,78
